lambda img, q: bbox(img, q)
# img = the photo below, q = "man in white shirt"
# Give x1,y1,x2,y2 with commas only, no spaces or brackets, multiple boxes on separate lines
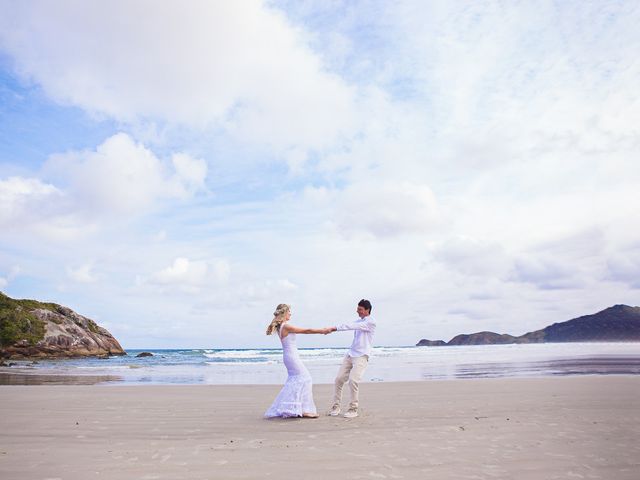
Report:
328,299,376,418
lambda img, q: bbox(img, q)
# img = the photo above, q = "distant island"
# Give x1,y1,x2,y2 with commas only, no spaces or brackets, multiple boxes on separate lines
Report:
0,292,125,359
417,305,640,346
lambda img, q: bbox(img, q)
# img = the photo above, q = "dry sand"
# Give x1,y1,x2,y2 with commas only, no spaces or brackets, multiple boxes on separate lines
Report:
1,376,639,480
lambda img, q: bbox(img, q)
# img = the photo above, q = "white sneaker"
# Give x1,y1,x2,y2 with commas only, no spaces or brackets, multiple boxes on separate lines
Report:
343,408,359,418
327,405,341,416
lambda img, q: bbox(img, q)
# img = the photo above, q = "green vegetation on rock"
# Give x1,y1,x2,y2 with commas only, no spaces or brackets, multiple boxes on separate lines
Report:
87,319,100,334
0,292,57,347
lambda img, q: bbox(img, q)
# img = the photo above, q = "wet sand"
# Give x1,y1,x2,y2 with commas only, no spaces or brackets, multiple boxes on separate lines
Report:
2,352,640,385
1,376,639,479
0,372,123,385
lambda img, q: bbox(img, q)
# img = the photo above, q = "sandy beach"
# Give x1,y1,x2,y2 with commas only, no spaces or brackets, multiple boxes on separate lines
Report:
1,376,639,480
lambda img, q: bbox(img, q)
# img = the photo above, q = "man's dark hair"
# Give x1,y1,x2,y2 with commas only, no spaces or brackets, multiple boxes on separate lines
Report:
358,299,372,313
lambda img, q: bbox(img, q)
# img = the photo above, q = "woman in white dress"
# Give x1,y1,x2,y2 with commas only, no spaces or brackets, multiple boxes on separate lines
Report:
264,304,333,418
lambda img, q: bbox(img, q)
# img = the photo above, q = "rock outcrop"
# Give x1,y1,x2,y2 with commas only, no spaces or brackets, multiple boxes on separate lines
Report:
416,305,640,347
415,339,447,347
0,292,126,359
447,331,519,346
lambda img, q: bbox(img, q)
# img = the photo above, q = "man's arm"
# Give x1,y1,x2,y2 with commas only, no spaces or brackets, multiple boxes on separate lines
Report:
335,318,376,332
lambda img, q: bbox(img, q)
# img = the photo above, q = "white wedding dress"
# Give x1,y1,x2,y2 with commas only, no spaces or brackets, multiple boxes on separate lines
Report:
264,330,317,418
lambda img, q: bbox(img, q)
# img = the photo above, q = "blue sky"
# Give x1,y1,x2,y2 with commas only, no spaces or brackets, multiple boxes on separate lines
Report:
1,1,639,349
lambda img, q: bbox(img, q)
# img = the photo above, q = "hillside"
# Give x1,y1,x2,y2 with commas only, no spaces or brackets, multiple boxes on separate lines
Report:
417,305,640,346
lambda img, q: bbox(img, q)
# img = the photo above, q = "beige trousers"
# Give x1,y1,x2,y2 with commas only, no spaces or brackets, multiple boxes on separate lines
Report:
332,354,369,410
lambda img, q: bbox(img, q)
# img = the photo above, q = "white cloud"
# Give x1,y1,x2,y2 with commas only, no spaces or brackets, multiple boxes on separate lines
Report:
607,246,640,289
1,1,639,348
0,176,64,226
46,133,165,214
0,266,21,291
306,181,439,239
66,263,97,284
170,153,207,196
241,278,299,303
0,176,82,240
432,236,510,278
152,230,167,242
510,256,585,290
0,1,359,153
0,134,207,242
284,148,309,176
153,258,208,285
44,133,207,216
146,257,231,293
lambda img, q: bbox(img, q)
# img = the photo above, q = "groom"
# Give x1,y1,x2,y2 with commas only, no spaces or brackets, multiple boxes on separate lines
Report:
328,299,376,418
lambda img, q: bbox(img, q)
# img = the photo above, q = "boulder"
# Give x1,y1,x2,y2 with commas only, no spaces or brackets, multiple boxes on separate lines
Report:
0,292,126,359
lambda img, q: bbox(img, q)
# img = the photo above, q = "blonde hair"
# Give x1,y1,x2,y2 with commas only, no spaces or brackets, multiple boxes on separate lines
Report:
266,304,290,335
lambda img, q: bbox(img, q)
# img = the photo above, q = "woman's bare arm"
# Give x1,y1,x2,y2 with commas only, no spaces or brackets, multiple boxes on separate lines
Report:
281,324,333,336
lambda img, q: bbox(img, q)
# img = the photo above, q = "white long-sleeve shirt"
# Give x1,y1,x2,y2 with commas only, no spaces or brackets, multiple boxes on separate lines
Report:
336,316,376,357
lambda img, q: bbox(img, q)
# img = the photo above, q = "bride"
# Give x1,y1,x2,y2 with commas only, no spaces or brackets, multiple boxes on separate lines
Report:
264,304,334,418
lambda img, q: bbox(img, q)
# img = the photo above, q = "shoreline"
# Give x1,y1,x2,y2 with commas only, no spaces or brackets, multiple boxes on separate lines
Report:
2,370,640,387
2,351,640,386
1,376,639,479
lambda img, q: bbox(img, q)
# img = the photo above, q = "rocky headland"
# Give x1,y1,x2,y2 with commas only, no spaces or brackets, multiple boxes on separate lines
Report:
0,292,125,359
417,304,640,347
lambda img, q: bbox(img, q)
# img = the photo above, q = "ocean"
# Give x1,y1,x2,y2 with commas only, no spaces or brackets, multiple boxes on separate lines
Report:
2,342,640,385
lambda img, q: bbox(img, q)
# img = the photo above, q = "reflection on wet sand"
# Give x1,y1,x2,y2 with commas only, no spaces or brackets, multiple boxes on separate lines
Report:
2,351,640,385
0,372,123,385
451,355,640,379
